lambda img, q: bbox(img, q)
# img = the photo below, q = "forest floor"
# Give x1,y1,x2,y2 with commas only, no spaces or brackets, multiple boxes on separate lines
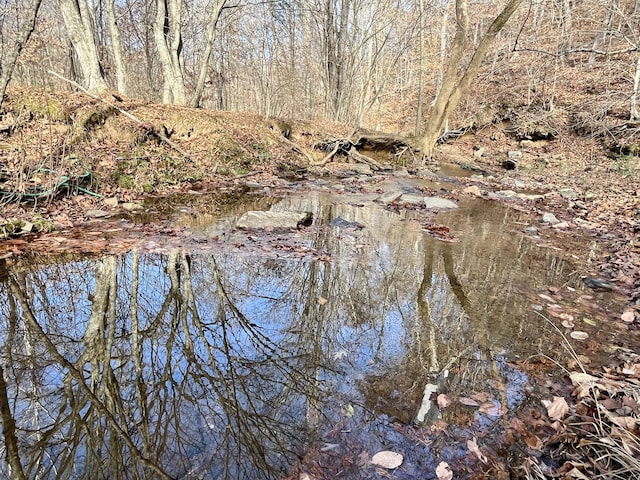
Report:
1,87,639,479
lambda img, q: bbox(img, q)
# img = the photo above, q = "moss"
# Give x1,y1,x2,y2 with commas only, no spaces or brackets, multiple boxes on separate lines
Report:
32,215,55,233
117,174,135,189
16,95,68,122
0,219,25,238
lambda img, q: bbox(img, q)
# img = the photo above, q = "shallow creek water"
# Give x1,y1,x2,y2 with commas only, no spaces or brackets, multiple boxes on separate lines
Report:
0,176,613,479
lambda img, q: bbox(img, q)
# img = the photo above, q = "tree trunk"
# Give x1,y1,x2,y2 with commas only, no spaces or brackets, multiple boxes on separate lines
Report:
191,0,226,108
420,0,523,159
58,0,109,93
106,0,128,94
0,0,43,111
632,54,640,121
153,0,186,104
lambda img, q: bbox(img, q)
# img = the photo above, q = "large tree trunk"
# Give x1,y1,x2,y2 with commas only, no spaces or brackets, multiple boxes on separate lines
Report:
106,0,128,94
632,54,640,121
191,0,226,108
420,0,523,159
58,0,109,93
0,0,42,111
153,0,186,104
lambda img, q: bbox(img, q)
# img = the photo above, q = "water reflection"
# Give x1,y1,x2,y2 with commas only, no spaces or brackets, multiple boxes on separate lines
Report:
0,189,581,479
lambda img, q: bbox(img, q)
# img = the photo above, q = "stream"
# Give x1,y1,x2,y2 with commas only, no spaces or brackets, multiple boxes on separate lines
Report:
0,173,621,479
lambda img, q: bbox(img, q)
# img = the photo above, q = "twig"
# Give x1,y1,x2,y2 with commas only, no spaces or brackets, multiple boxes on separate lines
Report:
48,70,193,161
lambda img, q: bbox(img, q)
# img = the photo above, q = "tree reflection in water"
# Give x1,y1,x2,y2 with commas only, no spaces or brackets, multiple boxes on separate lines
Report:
0,192,582,479
1,251,327,479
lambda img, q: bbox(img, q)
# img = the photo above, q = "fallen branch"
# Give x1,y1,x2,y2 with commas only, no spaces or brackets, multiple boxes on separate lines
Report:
280,135,315,164
48,71,193,161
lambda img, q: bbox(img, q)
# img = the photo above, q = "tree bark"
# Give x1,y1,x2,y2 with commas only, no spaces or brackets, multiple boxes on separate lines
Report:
153,0,186,104
58,0,109,93
420,0,523,159
191,0,227,108
106,0,128,94
632,54,640,121
0,0,43,111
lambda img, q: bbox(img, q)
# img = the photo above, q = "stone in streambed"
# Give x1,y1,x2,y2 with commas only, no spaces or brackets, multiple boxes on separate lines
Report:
236,211,312,230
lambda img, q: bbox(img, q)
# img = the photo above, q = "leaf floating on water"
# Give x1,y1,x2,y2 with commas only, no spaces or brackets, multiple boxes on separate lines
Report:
621,309,636,323
317,296,328,305
583,317,597,326
370,451,403,469
570,331,589,340
459,396,480,407
437,393,451,409
345,404,355,418
435,461,453,480
467,437,488,463
479,401,503,417
542,396,569,421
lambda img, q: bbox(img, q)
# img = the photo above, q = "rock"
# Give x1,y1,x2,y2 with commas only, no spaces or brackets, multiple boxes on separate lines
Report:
20,221,34,233
424,197,458,209
122,202,144,211
582,277,613,291
394,166,411,177
520,140,535,148
516,193,544,201
463,185,481,196
514,180,526,189
541,212,559,224
558,188,579,200
87,209,111,218
376,191,403,204
553,221,570,229
236,211,313,229
400,194,425,204
350,164,373,175
524,225,540,235
103,197,118,207
415,168,437,178
497,190,518,197
473,147,485,158
470,174,484,181
244,181,263,189
508,150,523,159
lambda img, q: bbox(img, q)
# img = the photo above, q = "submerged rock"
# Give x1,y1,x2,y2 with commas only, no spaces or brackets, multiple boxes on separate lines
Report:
542,212,559,224
376,191,403,204
424,197,458,209
236,211,312,229
400,194,425,204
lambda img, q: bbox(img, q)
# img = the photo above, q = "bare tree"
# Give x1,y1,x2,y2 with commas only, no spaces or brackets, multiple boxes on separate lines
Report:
58,0,109,92
0,0,43,110
153,0,186,104
192,0,227,107
106,0,128,94
420,0,524,159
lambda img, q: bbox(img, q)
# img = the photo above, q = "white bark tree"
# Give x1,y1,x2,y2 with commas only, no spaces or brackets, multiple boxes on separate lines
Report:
153,0,186,104
58,0,109,93
106,0,128,94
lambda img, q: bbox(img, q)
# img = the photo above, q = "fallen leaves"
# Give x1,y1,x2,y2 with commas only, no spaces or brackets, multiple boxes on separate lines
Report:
467,437,488,463
569,331,589,340
435,461,453,480
542,396,570,421
370,451,403,469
